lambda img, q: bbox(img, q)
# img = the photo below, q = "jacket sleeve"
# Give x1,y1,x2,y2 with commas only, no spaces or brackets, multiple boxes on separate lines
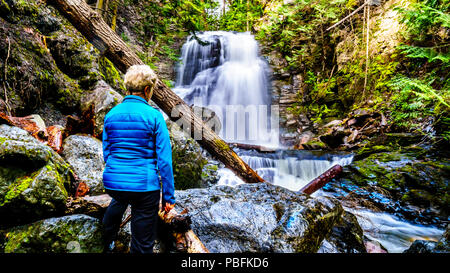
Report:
154,113,176,205
102,126,111,163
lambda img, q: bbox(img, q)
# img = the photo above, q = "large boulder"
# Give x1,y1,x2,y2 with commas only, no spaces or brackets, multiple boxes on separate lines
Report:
172,183,344,252
0,125,73,227
318,210,367,253
62,135,105,195
2,214,104,253
80,80,123,137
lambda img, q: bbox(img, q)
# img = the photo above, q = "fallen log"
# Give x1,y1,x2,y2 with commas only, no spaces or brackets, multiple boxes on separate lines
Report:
158,208,209,253
298,164,343,195
0,113,48,142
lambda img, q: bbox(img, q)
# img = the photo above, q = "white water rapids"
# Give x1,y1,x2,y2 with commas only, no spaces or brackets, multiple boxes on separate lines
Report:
172,31,444,252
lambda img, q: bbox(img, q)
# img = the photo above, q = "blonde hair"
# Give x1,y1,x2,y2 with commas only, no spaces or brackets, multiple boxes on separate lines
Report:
124,65,157,93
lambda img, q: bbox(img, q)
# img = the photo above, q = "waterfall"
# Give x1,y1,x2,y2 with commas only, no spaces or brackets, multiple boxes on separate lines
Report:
216,151,354,192
173,31,276,146
173,31,353,191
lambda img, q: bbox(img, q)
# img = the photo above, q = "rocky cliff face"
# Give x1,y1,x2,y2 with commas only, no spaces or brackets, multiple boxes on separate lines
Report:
258,0,410,150
0,0,129,133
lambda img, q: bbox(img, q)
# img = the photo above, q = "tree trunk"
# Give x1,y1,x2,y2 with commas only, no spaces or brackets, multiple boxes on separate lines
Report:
46,0,264,185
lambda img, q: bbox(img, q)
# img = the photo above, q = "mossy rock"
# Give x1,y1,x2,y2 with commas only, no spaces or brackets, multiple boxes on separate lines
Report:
302,139,328,150
98,57,126,93
46,24,100,85
344,149,449,217
0,16,87,115
0,0,61,35
3,214,104,253
0,125,73,227
168,122,209,190
62,134,105,195
318,211,367,253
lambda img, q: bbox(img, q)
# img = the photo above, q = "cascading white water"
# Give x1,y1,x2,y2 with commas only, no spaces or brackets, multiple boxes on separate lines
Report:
173,31,353,191
217,152,354,191
344,208,444,253
174,31,276,146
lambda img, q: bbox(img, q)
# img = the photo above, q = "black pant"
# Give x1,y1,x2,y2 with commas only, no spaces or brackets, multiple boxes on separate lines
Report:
102,189,160,253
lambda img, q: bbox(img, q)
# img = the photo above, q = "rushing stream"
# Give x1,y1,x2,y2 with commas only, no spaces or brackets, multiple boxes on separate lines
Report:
173,31,444,252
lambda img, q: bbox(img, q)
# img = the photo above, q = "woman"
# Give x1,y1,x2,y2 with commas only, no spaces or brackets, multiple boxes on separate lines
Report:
102,64,175,253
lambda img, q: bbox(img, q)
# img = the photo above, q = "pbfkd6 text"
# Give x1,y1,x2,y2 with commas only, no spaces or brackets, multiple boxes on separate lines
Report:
225,257,269,268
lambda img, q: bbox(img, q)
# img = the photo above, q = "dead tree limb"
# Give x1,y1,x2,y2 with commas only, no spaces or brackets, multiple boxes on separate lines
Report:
326,2,368,32
298,164,343,195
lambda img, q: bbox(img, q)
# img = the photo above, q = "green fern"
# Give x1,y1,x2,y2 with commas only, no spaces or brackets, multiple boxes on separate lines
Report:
398,45,450,64
390,76,449,108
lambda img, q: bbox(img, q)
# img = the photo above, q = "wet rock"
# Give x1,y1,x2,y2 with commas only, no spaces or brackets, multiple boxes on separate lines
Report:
62,135,105,195
435,224,450,252
404,224,449,253
173,183,344,253
167,122,210,190
46,20,100,87
319,128,350,149
2,214,104,253
318,211,367,253
334,149,449,227
403,240,438,253
167,121,217,190
201,161,220,187
80,80,123,137
364,239,388,253
0,125,73,227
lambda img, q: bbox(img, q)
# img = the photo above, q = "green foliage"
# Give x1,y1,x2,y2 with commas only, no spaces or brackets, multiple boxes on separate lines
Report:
256,0,356,124
398,45,450,64
388,76,449,130
219,0,264,32
389,0,450,140
132,0,219,40
257,0,351,69
395,1,450,42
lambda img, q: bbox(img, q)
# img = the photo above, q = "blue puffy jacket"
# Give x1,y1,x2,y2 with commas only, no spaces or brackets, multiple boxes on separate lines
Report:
102,95,175,205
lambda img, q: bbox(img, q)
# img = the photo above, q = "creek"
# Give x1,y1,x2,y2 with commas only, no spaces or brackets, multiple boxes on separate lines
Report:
172,31,444,253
